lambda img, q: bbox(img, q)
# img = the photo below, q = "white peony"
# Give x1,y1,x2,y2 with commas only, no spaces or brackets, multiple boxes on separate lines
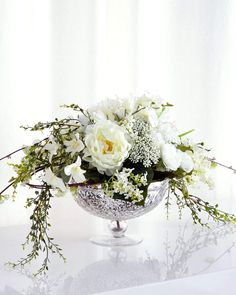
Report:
161,143,181,171
88,99,120,122
88,95,162,124
83,120,131,175
88,97,135,122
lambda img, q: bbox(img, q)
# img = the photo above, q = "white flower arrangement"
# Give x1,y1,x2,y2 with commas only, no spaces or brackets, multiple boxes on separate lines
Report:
0,93,236,275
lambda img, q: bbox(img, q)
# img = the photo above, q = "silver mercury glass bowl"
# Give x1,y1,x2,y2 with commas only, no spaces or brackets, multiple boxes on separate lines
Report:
75,180,168,246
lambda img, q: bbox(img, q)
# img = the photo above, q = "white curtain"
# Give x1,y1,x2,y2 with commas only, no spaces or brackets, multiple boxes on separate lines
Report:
1,0,236,227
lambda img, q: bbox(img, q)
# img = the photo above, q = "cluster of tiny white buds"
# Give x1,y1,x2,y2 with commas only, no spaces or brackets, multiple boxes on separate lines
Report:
102,168,148,203
129,120,160,167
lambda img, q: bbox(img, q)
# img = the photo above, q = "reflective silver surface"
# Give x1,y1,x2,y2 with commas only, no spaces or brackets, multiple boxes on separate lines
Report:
75,181,168,221
1,220,236,295
57,224,236,294
1,169,236,294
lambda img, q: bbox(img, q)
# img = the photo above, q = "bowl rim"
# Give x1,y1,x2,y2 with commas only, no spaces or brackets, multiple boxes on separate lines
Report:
76,180,168,192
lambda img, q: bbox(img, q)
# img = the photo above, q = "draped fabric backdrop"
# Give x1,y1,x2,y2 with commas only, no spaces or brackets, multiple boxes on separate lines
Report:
1,0,236,228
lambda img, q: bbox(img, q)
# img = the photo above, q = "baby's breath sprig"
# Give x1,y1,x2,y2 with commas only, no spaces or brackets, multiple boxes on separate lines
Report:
20,117,81,132
169,178,236,227
61,103,93,122
7,186,66,276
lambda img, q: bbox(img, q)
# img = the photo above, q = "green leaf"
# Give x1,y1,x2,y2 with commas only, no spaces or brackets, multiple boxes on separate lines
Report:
177,145,193,153
84,170,107,183
178,129,195,138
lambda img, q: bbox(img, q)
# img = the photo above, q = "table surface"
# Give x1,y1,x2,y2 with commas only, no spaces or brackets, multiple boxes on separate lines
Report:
1,170,236,294
1,218,236,294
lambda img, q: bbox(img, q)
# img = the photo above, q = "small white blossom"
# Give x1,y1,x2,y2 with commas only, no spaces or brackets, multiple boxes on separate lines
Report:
103,168,148,203
43,168,66,192
64,134,85,156
64,157,86,183
135,173,148,186
42,139,59,162
187,146,213,188
116,168,134,183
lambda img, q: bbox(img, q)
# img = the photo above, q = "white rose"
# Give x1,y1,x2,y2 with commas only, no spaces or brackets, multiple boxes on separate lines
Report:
88,99,117,122
83,120,131,175
179,151,194,173
161,143,181,171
